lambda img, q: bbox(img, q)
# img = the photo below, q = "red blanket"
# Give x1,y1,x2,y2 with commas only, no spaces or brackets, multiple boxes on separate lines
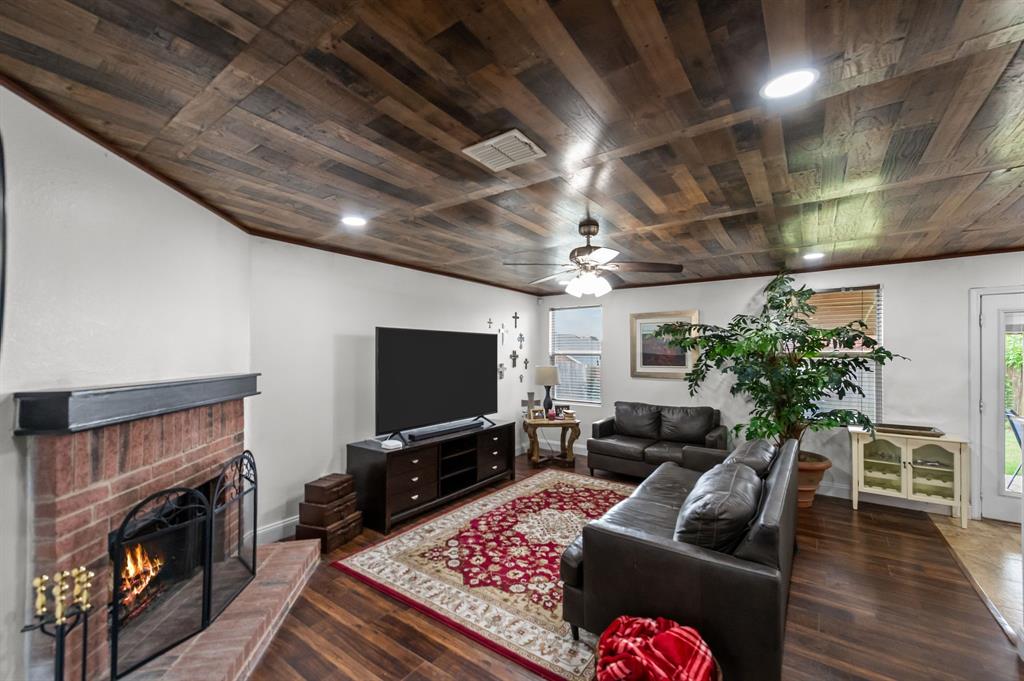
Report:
596,616,717,681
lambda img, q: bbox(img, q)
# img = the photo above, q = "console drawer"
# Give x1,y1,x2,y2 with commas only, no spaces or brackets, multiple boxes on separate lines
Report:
478,428,510,452
389,480,437,515
388,466,437,495
477,448,508,480
390,447,438,475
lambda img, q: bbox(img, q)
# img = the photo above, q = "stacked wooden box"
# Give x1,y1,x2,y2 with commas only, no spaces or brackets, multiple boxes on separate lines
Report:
295,473,362,552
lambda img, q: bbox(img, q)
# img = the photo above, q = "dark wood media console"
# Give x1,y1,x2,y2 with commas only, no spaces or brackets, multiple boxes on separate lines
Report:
346,421,515,533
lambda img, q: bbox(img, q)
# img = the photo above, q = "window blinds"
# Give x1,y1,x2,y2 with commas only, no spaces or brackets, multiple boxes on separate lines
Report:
549,306,602,403
806,286,884,421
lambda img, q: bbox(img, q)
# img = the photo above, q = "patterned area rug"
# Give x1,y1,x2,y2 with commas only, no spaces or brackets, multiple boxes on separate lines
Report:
333,470,634,681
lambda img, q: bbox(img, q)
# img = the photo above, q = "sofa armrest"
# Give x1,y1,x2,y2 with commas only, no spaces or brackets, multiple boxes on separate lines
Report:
592,417,616,439
705,424,729,450
582,522,785,681
681,445,730,473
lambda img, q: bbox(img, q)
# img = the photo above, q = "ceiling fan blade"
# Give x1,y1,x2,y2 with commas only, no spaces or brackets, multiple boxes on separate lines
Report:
605,261,683,273
590,247,619,264
528,269,577,286
504,262,571,267
601,271,627,288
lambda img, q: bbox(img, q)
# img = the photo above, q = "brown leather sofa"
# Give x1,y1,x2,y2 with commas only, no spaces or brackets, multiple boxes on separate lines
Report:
562,439,799,681
587,401,729,477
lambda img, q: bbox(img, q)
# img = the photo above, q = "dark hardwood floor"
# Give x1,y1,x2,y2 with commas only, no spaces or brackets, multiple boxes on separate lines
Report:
251,454,1024,681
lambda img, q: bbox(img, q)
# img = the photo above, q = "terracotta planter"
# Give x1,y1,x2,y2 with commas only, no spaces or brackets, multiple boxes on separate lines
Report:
797,451,832,508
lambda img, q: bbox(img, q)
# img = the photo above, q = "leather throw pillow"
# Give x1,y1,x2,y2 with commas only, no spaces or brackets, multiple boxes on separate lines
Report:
674,463,762,552
724,439,778,477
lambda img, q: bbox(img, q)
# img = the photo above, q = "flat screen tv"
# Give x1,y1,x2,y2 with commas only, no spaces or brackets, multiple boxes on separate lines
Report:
376,327,497,435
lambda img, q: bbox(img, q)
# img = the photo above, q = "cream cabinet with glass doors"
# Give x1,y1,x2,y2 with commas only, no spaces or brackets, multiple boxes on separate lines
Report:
849,427,969,528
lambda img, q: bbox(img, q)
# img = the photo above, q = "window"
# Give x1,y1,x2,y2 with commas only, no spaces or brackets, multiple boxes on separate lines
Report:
549,306,602,403
806,286,884,421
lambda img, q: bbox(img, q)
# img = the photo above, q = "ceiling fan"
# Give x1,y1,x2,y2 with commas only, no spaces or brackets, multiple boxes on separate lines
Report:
504,216,683,297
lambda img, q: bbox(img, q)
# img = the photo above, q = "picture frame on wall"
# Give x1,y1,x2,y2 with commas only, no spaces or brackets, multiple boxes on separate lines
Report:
629,310,699,379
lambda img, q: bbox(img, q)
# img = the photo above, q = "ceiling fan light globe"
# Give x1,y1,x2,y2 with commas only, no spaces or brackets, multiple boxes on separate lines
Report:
577,271,598,294
592,276,612,297
565,276,584,297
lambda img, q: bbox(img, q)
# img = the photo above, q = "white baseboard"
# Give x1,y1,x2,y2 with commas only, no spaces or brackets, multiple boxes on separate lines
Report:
257,514,299,544
816,480,852,500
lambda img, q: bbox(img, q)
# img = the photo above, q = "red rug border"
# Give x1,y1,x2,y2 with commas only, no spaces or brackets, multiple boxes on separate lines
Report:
331,560,566,681
330,469,629,681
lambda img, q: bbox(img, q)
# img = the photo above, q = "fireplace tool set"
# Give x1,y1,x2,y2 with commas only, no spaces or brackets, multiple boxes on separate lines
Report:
22,566,95,681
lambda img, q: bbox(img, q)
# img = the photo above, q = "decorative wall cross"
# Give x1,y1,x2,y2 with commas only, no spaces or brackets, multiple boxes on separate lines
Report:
512,312,520,328
519,374,524,383
517,333,525,349
498,324,507,346
497,363,506,379
524,358,529,371
487,318,493,329
509,350,519,367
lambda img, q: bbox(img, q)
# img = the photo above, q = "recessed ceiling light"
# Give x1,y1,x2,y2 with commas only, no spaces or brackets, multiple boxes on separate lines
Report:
760,69,818,99
803,252,825,261
341,215,367,227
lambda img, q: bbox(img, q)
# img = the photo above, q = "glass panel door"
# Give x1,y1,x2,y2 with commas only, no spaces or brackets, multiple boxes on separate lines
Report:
981,295,1024,523
908,441,957,503
1003,312,1023,495
861,437,905,496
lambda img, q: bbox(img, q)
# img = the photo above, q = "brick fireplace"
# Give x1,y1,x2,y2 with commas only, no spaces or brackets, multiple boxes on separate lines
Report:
20,375,258,681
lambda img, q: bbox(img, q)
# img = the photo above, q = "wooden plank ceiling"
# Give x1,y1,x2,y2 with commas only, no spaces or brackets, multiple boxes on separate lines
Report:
2,0,1023,294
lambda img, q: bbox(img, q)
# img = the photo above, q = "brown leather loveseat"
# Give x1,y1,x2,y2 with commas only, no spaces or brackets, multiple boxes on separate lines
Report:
587,401,729,477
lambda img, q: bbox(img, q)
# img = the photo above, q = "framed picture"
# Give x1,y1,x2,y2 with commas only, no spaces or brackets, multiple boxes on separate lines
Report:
529,407,546,419
630,310,699,379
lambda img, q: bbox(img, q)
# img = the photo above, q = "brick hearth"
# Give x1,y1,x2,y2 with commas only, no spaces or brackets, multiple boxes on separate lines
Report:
29,400,246,681
128,541,319,681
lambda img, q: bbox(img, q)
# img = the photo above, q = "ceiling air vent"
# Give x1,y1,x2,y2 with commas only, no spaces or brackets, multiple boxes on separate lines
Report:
462,130,546,171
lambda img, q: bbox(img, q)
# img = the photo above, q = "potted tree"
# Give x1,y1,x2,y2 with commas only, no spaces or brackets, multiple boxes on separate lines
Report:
658,274,901,507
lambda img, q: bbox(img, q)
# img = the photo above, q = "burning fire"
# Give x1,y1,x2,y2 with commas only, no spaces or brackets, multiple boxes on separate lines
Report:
121,544,164,608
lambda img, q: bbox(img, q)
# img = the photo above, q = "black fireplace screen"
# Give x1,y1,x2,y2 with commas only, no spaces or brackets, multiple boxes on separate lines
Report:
109,451,257,678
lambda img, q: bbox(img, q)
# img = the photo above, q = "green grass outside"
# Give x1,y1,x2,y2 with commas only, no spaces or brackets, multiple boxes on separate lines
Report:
1007,421,1021,476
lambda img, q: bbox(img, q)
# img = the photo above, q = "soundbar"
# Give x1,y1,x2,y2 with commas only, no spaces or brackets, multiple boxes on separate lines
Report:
405,415,494,442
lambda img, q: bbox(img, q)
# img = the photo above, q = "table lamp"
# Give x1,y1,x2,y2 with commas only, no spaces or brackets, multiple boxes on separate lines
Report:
534,366,559,412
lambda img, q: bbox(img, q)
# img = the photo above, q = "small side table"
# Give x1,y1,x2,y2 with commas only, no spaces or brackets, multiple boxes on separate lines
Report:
523,418,581,467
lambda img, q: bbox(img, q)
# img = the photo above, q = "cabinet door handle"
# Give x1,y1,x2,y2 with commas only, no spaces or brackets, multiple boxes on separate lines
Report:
491,464,499,470
411,494,419,501
411,458,420,464
492,450,498,456
411,476,419,482
492,436,499,441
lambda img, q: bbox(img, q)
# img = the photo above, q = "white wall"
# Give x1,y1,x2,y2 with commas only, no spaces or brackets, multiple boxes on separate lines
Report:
538,253,1024,502
248,237,537,541
0,88,252,679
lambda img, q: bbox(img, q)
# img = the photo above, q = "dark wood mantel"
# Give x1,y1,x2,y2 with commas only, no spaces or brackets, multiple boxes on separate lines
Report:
14,373,260,435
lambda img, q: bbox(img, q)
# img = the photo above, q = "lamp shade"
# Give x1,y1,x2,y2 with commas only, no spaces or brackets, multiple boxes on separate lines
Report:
534,365,559,386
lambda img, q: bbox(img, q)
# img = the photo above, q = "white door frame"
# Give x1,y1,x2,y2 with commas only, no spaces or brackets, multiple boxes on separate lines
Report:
969,285,1024,521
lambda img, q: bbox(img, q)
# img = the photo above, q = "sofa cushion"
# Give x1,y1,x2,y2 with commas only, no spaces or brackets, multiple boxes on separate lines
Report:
560,535,584,587
674,463,763,551
615,401,661,439
601,497,680,540
632,462,701,508
725,439,778,477
644,441,685,466
659,406,717,444
587,434,655,461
